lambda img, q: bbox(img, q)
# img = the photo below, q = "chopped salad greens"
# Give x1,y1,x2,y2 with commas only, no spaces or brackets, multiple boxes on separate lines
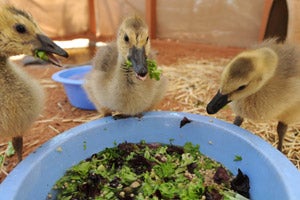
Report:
0,142,15,167
35,50,49,61
5,141,15,157
234,155,243,162
125,59,162,81
146,59,162,81
52,141,250,200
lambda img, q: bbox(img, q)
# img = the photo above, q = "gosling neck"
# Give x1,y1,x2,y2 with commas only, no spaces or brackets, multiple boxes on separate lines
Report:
0,56,12,79
118,53,126,66
0,55,7,67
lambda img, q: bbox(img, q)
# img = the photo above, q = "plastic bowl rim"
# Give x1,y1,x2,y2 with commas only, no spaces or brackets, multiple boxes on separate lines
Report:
51,65,92,85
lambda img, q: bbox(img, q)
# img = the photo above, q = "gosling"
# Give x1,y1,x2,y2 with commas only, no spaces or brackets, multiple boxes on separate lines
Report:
0,5,68,161
84,16,167,118
206,39,300,151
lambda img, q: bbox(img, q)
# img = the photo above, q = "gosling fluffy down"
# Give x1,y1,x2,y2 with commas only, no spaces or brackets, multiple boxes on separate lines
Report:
207,39,300,151
0,5,68,161
84,16,167,117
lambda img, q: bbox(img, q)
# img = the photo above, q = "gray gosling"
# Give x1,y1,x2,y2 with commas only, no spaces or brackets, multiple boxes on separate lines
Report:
84,16,167,118
0,5,68,161
207,39,300,151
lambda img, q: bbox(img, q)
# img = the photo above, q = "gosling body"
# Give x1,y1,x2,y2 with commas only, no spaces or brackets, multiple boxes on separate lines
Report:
0,5,68,161
84,16,167,116
0,59,44,159
207,39,300,150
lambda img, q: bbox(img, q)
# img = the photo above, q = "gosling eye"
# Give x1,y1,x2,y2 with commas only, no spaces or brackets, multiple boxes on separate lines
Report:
237,85,247,91
15,24,27,34
146,36,149,42
124,34,129,42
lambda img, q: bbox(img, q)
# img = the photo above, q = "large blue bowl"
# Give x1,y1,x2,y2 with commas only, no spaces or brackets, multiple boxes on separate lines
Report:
52,65,96,110
1,112,300,199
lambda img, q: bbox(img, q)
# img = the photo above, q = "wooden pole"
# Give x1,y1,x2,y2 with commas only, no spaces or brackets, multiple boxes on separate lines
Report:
88,0,97,40
146,0,157,39
258,0,274,41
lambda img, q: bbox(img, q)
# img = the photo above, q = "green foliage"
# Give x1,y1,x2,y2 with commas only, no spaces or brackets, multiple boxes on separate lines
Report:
124,59,132,68
183,142,200,156
0,142,15,172
234,155,243,161
118,166,138,184
158,182,177,198
125,59,162,80
222,189,250,200
53,141,248,200
153,162,175,178
5,141,15,157
147,59,162,80
83,141,87,151
35,50,49,61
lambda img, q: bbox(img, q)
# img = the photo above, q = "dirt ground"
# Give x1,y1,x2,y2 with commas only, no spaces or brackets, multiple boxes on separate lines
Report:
0,39,259,183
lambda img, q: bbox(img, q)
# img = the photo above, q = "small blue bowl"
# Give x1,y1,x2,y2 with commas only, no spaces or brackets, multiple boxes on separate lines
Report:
0,112,300,200
52,65,96,110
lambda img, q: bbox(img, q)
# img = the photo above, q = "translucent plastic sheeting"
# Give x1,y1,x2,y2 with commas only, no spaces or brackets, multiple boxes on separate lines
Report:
7,0,264,47
6,0,90,39
156,0,265,47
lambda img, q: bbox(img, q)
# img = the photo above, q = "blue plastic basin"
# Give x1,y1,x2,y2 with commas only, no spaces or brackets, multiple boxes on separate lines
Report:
1,112,300,199
52,65,96,110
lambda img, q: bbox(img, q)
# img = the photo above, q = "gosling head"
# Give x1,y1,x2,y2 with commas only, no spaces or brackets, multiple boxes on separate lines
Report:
117,16,150,80
0,6,68,64
207,47,278,114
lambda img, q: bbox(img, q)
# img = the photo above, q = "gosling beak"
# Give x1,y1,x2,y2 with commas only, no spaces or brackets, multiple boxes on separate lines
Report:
128,46,147,80
206,90,231,114
35,34,69,67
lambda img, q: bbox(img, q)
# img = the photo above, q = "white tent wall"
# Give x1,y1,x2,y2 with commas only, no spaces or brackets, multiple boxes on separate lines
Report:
156,0,265,47
6,0,274,47
286,0,300,44
6,0,91,39
93,0,146,39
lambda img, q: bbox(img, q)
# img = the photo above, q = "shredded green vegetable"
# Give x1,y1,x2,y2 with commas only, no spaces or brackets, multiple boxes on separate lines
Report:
5,141,15,157
52,141,249,200
234,155,243,162
125,59,162,81
35,50,48,61
147,59,162,81
0,142,15,173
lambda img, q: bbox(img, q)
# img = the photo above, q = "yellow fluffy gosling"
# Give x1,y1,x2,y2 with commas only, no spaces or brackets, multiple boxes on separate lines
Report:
0,5,68,161
84,16,167,118
207,39,300,151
